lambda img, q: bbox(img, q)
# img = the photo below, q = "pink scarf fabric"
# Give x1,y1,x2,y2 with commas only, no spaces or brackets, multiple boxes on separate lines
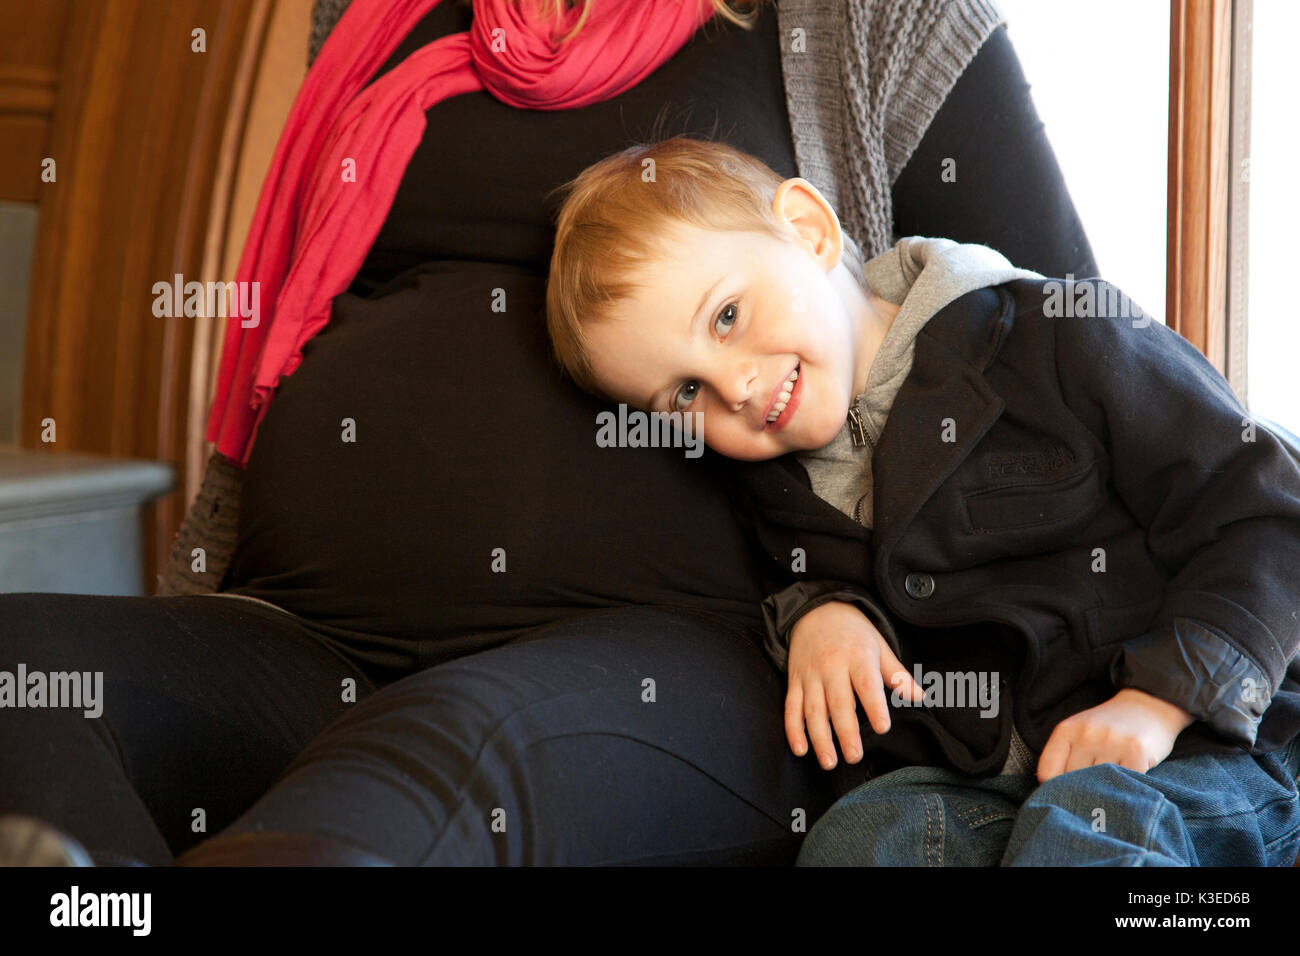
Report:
206,0,714,466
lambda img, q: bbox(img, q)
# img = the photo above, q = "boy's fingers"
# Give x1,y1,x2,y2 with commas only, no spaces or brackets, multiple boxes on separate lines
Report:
1036,728,1071,783
802,682,837,769
879,641,924,703
824,672,863,763
853,662,891,736
847,659,886,737
868,682,893,736
784,682,808,757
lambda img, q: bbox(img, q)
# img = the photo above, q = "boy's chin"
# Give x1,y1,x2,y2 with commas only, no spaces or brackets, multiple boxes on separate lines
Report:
706,417,841,460
708,439,811,462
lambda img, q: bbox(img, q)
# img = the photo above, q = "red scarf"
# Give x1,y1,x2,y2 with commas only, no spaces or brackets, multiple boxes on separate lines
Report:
207,0,714,466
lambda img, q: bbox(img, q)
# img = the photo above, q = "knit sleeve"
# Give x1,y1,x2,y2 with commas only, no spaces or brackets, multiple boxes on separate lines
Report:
874,0,1007,186
837,0,1005,258
309,0,354,68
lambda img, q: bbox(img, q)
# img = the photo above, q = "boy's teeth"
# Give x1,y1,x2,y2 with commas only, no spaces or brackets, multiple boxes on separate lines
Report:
767,366,799,423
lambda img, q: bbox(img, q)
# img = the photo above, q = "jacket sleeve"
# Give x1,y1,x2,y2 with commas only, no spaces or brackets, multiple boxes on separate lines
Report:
1052,280,1300,748
761,579,903,675
719,458,905,676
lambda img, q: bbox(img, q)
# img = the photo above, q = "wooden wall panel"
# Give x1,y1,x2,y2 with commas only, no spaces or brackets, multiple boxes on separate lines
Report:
20,0,266,588
0,0,70,203
189,0,311,506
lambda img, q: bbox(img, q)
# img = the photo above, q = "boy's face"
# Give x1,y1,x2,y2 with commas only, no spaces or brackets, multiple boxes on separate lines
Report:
583,178,873,461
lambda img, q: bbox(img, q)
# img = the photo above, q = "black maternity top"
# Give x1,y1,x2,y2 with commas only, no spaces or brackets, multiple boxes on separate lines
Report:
223,3,798,676
223,3,1099,680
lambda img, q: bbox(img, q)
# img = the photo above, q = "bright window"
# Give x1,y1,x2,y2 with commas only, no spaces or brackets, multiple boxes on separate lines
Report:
1244,0,1300,435
998,0,1169,326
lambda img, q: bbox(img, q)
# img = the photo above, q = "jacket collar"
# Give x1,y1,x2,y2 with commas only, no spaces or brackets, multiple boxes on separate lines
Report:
728,285,1017,559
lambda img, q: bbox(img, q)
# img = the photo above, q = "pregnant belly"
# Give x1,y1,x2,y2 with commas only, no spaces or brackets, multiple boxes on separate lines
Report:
223,262,766,652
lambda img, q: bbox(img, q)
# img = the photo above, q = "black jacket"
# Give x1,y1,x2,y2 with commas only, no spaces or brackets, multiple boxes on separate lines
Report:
724,278,1300,777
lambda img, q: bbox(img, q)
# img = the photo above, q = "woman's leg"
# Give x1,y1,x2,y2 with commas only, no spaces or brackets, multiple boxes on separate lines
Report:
893,23,1100,281
0,592,376,865
178,606,841,865
795,765,1037,867
1003,737,1300,866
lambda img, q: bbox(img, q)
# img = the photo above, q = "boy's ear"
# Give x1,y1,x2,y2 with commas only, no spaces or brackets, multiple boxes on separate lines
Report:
772,178,843,271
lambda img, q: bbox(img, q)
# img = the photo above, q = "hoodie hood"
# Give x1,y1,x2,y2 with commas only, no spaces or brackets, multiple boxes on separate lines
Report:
797,236,1043,528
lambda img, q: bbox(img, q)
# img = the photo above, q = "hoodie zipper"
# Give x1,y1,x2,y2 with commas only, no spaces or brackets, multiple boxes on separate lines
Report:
848,404,873,525
848,405,868,448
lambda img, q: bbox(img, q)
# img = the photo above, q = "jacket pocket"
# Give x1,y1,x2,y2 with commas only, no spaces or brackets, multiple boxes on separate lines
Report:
1085,594,1166,651
964,460,1103,534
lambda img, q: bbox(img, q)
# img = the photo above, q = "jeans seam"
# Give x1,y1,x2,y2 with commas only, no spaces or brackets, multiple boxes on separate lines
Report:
924,794,943,867
959,810,1013,828
1179,792,1299,824
1138,792,1183,864
1263,819,1300,852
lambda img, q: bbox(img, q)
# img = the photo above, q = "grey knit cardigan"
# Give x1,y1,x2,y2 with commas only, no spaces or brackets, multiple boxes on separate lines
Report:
158,0,1007,596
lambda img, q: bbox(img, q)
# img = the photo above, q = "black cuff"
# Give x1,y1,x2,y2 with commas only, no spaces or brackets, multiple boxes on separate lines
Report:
1110,617,1270,748
760,580,900,673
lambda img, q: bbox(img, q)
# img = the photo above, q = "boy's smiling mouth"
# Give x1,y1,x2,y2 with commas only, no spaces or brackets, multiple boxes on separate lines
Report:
764,363,801,429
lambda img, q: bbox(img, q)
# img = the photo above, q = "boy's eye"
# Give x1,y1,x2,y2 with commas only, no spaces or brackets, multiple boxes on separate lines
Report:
672,381,700,412
714,302,738,336
670,302,739,412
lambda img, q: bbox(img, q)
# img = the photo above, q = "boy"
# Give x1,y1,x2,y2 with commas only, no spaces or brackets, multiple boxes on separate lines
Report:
544,136,1300,865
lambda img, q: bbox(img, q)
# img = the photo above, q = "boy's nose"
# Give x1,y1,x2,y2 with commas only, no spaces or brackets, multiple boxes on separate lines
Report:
719,361,758,413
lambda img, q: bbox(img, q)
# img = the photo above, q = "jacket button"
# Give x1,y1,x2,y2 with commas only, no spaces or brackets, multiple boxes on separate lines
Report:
904,572,935,599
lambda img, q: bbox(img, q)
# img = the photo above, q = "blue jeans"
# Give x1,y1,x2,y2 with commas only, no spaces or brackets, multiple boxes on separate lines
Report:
797,734,1300,866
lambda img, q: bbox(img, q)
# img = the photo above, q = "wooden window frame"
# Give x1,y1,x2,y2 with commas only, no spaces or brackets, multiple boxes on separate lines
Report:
1167,0,1250,396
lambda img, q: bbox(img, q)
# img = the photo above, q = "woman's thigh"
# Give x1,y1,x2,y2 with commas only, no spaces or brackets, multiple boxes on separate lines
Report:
210,605,840,865
0,592,374,862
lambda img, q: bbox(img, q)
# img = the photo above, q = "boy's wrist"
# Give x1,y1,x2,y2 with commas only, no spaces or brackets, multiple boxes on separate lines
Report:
1115,686,1196,733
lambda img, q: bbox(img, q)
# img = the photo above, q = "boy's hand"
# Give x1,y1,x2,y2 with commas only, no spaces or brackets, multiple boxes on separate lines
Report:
1036,687,1196,783
785,600,924,770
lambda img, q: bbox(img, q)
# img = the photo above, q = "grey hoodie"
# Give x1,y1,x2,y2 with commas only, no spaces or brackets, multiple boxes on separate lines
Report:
798,236,1045,774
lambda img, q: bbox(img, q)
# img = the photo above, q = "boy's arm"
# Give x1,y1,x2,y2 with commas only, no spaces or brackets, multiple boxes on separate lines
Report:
760,579,903,675
1052,280,1300,749
718,461,903,675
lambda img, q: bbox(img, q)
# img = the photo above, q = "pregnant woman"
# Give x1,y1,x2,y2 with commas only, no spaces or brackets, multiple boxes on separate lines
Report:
0,0,1098,865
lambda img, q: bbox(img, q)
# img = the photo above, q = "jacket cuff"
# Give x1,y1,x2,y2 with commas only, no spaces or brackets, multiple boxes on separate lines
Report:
1109,617,1270,748
760,580,901,673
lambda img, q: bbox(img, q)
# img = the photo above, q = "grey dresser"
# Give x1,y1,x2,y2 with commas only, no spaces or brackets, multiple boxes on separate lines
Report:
0,445,175,595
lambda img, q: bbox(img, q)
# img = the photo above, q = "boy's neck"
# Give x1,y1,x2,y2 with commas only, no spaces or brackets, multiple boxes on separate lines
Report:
832,261,900,398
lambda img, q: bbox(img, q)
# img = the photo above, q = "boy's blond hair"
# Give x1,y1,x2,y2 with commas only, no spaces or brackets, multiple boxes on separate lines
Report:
545,136,866,399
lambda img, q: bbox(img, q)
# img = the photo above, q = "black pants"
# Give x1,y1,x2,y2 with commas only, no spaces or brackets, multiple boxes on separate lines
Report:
0,594,843,864
0,25,1098,865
